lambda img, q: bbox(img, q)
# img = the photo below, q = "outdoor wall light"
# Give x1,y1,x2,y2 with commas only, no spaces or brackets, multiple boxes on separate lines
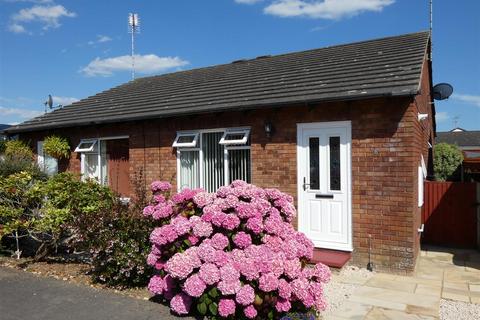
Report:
264,121,274,138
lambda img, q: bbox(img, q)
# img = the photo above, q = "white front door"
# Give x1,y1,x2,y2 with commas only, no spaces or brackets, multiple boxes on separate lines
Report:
297,121,352,251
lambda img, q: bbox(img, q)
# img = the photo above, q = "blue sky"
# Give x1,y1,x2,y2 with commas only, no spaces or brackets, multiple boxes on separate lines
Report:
0,0,478,131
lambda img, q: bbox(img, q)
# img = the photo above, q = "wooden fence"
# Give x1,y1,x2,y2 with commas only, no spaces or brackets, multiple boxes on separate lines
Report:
422,181,478,248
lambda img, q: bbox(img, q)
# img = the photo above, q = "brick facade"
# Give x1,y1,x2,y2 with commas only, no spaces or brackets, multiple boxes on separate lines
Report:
20,59,434,273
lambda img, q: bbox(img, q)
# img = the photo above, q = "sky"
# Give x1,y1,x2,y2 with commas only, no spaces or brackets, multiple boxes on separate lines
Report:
0,0,479,131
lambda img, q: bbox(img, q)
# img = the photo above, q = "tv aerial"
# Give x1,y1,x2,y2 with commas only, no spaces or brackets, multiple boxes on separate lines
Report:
44,94,63,113
432,83,453,100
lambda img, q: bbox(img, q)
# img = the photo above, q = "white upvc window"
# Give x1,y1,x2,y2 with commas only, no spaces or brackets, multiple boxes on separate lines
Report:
175,128,251,192
37,141,58,176
75,139,98,153
219,129,250,145
172,132,199,148
77,136,128,185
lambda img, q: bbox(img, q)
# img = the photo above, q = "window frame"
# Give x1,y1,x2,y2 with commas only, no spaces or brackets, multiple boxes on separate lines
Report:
78,136,129,184
175,127,251,191
37,140,58,176
75,139,98,153
172,132,200,148
219,129,250,146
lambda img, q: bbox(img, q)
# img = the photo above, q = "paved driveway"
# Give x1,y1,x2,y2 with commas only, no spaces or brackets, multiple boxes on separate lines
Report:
0,267,189,320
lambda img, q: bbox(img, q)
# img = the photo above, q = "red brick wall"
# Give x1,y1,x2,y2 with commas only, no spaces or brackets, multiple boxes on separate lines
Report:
20,61,434,272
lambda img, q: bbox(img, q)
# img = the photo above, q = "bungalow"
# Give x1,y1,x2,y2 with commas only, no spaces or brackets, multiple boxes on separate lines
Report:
5,31,436,273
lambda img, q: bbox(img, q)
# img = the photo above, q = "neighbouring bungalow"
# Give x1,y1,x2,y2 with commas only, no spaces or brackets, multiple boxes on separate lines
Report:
437,129,480,182
5,31,436,273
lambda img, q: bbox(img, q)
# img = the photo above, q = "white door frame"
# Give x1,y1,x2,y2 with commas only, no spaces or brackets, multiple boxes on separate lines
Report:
296,121,353,251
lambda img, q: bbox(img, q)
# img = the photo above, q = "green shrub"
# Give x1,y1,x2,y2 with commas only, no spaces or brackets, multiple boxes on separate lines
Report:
43,135,70,159
4,140,33,159
0,154,47,179
434,143,464,181
0,172,115,260
71,201,154,287
70,173,153,287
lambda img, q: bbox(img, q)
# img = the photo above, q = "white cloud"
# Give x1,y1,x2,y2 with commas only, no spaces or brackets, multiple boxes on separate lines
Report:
9,4,76,33
235,0,263,4
264,0,394,19
435,111,449,122
452,94,480,108
8,23,27,33
87,34,112,46
0,106,43,119
81,54,189,77
52,96,79,106
97,35,112,43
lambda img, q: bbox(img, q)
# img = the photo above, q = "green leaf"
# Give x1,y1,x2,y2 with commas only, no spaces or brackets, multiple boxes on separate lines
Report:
268,310,274,319
197,302,207,315
208,287,219,298
209,302,218,315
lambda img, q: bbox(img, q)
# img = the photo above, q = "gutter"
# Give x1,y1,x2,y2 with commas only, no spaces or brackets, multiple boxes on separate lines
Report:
5,90,418,135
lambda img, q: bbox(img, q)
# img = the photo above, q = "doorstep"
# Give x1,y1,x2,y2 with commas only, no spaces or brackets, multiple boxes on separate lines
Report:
311,248,351,268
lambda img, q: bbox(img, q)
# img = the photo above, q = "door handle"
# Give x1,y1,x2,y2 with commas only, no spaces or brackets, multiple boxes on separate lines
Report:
303,177,310,191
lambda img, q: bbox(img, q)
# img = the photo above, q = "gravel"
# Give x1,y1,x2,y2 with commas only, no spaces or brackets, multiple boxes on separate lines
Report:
440,299,480,320
320,266,374,317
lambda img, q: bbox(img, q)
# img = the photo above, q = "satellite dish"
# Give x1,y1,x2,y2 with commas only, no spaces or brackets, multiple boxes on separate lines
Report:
433,83,453,100
44,94,53,108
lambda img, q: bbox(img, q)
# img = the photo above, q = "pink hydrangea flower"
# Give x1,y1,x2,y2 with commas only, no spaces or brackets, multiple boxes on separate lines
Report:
211,211,227,227
258,272,279,292
211,233,229,250
220,263,240,282
152,202,174,220
245,216,263,234
235,284,255,306
191,217,213,238
314,263,332,283
218,279,241,295
284,258,302,279
147,275,165,295
187,235,199,245
222,214,240,230
197,241,217,263
275,297,292,312
165,252,195,279
163,275,176,300
142,205,154,217
151,181,172,192
218,299,236,317
146,253,158,266
214,250,232,267
170,293,192,315
291,277,310,302
244,305,257,319
153,194,166,204
198,263,220,285
171,215,191,236
193,192,215,208
233,231,252,249
183,273,206,297
278,278,292,299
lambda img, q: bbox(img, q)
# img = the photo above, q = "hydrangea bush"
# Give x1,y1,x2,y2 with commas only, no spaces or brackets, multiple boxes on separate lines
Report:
144,180,330,319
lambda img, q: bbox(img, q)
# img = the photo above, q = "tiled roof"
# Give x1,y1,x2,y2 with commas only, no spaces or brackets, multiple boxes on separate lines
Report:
436,131,480,147
7,31,430,133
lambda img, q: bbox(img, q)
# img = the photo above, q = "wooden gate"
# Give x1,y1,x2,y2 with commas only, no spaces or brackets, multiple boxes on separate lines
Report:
422,181,478,248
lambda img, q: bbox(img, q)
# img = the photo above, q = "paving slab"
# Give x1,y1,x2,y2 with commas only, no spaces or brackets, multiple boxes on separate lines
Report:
365,307,437,320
